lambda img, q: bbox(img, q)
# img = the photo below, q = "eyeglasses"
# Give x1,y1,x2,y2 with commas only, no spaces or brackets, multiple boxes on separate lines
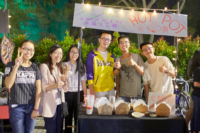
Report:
119,41,130,45
22,48,34,53
70,51,79,55
142,47,153,53
101,38,111,42
53,52,63,56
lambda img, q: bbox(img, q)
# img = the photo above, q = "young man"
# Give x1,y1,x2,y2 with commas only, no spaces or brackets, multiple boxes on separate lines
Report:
114,35,144,102
140,42,175,102
86,31,118,99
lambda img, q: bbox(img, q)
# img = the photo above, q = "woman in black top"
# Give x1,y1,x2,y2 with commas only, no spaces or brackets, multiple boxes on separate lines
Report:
189,49,200,133
4,40,41,133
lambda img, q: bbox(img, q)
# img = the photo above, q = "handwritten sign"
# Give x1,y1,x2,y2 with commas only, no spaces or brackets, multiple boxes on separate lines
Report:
148,92,175,114
73,3,188,37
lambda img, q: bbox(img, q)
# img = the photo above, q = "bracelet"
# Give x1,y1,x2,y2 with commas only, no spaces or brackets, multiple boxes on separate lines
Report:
33,109,39,112
165,69,169,74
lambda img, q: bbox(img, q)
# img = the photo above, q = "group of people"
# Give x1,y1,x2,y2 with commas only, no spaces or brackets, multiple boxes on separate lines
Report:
3,30,200,133
4,41,86,133
87,31,175,102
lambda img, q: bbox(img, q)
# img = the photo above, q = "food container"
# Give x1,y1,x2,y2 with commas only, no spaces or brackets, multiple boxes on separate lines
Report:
86,106,93,115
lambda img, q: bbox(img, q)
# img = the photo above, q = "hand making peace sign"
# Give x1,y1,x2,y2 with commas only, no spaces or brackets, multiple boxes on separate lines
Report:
15,49,23,67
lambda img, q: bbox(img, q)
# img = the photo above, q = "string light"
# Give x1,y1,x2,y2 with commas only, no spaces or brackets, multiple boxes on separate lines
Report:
86,4,90,8
172,58,176,61
109,8,112,13
178,38,181,42
120,9,123,14
154,10,156,14
82,4,177,13
8,25,11,28
173,51,177,53
82,27,85,29
8,15,11,18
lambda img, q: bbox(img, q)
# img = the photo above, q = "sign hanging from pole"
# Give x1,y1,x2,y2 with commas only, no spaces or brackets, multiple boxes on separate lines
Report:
73,3,188,37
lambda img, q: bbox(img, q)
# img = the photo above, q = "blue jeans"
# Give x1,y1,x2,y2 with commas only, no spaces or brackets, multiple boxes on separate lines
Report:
120,95,142,103
44,105,63,133
9,103,36,133
191,95,200,133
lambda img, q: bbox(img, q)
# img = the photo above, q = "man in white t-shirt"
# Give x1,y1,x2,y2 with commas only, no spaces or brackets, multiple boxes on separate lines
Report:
140,42,175,102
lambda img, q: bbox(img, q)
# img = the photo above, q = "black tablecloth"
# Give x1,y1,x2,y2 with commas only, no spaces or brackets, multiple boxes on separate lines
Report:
78,104,188,133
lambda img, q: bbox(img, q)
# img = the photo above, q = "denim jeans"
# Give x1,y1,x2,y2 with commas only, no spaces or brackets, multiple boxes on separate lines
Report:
191,95,200,133
9,103,36,133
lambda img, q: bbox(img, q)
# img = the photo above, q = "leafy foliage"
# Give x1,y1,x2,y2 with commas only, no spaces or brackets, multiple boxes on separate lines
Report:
0,31,199,81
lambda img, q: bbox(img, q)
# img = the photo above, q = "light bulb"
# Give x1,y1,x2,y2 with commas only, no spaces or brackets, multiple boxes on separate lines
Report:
120,9,123,14
109,8,112,13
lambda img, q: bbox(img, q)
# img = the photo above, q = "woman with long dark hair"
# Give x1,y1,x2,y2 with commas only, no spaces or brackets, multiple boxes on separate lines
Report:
189,49,200,133
40,44,69,133
63,44,87,133
4,40,41,133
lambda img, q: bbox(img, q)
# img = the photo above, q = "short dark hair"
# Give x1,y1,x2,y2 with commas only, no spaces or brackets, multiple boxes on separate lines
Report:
99,31,112,38
118,35,130,43
140,42,153,50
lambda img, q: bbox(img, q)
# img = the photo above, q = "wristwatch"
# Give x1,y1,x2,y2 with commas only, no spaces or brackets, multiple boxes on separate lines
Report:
165,69,169,74
33,109,39,112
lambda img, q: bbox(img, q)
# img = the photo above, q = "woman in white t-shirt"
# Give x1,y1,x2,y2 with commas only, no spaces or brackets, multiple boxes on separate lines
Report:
63,44,87,133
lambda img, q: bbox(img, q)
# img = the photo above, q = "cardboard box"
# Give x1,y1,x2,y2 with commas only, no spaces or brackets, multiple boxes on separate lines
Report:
155,102,171,117
115,103,130,115
98,104,113,115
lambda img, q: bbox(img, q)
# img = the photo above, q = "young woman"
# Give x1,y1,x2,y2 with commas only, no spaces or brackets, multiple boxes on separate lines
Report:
40,44,69,133
189,49,200,133
63,44,87,133
4,40,41,133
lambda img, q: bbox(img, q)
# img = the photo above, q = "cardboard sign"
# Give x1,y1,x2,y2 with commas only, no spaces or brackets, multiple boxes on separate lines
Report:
73,3,188,37
148,92,175,114
0,34,15,65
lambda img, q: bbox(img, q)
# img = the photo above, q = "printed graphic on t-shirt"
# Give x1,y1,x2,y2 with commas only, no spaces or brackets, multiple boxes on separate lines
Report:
97,59,113,67
15,71,36,84
121,64,134,82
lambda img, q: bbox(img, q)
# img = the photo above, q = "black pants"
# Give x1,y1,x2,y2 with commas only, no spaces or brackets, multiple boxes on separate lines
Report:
64,91,84,133
44,105,63,133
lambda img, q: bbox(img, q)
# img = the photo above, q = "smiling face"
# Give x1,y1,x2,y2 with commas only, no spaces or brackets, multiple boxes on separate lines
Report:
118,38,130,52
19,42,35,60
98,33,112,50
69,47,79,61
50,48,63,64
141,44,155,58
